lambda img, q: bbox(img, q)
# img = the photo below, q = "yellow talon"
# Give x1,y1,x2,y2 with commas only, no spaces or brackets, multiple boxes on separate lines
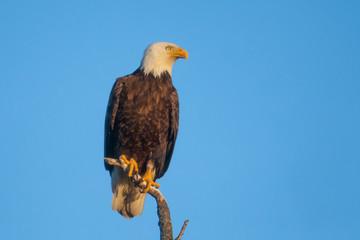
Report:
120,155,138,177
121,155,130,164
142,169,160,193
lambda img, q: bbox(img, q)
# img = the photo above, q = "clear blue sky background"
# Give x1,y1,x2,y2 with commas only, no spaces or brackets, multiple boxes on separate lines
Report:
1,0,359,239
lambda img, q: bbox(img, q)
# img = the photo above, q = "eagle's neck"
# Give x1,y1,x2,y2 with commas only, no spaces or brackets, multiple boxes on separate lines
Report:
140,54,176,78
134,68,172,83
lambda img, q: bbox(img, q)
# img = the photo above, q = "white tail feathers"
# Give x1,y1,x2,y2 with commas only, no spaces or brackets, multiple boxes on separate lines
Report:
111,166,147,218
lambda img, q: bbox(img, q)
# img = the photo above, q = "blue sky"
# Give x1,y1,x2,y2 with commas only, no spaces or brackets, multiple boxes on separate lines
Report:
1,0,359,239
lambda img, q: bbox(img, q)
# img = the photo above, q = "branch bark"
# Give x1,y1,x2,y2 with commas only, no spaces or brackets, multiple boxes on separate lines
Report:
104,157,189,240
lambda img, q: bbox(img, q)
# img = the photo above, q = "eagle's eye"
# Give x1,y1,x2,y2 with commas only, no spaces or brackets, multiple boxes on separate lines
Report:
165,46,172,51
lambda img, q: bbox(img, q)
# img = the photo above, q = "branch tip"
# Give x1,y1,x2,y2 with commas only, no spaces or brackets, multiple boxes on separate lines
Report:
175,220,189,240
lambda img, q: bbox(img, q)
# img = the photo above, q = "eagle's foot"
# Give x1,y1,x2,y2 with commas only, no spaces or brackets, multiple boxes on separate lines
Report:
120,155,138,177
142,169,160,193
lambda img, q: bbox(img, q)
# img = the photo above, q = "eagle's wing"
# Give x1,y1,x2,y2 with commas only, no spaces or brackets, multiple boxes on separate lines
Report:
158,90,179,178
104,78,124,172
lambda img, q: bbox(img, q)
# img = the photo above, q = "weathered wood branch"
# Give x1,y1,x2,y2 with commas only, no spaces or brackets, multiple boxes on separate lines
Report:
104,157,189,240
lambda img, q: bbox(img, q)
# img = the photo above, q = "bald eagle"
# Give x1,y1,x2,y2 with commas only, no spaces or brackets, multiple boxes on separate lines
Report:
104,42,188,218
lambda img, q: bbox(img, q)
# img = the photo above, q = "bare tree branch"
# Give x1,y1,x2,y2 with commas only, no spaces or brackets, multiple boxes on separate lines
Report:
175,220,189,240
104,157,189,240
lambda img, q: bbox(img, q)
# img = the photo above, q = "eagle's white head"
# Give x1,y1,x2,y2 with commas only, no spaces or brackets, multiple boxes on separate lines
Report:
140,42,188,77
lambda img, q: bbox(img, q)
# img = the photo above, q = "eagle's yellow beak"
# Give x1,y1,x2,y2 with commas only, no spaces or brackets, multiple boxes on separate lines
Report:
169,47,188,60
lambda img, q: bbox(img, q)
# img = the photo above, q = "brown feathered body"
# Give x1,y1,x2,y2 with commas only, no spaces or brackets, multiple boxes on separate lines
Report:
104,68,179,218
